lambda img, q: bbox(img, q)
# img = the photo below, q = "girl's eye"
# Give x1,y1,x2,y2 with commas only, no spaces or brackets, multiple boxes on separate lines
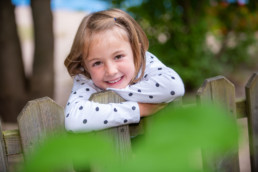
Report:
115,55,123,60
92,61,102,67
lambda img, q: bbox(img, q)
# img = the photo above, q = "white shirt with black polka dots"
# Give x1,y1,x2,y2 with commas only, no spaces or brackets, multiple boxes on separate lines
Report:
65,52,185,132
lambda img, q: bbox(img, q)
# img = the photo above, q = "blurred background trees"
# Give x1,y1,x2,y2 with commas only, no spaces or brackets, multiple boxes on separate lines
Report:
110,0,258,91
0,0,54,122
0,0,257,122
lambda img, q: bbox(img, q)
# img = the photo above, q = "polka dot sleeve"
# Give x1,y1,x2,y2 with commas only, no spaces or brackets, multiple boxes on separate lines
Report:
107,52,185,103
65,75,140,132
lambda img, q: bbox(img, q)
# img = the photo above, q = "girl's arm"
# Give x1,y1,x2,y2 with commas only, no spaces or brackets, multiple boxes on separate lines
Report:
65,75,140,132
65,99,140,132
138,103,166,117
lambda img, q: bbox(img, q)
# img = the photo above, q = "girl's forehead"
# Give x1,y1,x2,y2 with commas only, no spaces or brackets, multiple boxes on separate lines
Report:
91,27,129,43
83,26,130,59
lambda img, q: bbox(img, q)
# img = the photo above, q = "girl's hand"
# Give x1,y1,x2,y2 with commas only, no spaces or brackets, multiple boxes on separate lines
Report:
138,103,166,117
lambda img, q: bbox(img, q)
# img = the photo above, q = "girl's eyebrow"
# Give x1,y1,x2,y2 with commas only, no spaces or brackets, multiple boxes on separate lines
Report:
86,57,100,63
112,50,124,55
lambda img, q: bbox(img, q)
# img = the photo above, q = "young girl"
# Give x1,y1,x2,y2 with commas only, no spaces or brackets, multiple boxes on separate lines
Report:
64,8,185,132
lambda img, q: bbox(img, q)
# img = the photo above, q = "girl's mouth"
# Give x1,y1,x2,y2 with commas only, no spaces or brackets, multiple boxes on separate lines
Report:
106,76,123,85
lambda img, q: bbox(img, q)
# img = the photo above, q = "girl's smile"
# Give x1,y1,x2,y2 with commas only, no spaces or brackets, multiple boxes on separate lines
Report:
106,76,123,84
84,27,136,90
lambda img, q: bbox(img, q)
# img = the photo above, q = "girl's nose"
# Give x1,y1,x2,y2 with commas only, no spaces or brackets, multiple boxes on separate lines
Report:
105,62,118,76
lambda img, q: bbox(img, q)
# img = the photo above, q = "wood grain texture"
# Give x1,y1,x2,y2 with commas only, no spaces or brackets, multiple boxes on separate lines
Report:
2,130,22,155
196,75,240,172
17,97,64,157
0,119,8,172
90,91,132,161
245,72,258,172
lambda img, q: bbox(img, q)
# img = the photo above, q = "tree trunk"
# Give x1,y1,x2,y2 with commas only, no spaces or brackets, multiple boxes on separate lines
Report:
30,0,54,99
248,0,257,11
0,0,28,122
0,0,54,122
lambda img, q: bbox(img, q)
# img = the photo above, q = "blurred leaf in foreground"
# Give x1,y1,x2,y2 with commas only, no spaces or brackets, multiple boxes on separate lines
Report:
20,132,119,172
121,103,239,172
19,103,239,172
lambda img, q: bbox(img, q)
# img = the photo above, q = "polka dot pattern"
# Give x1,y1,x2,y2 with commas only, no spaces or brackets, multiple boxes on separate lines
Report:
67,101,140,128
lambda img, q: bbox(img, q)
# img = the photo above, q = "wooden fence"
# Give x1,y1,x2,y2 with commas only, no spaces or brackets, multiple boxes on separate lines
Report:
0,72,257,172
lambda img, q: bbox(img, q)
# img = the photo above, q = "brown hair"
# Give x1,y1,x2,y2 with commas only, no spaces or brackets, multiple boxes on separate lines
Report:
64,8,149,84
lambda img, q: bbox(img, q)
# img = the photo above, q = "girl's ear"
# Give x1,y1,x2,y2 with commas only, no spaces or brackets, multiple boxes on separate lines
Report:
79,67,85,72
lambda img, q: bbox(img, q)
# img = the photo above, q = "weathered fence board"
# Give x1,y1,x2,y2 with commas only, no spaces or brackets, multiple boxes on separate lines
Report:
17,97,65,157
0,119,8,172
197,75,240,172
90,91,132,160
246,72,258,172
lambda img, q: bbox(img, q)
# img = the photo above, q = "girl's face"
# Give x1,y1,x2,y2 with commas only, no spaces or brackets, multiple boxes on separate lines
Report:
84,27,135,90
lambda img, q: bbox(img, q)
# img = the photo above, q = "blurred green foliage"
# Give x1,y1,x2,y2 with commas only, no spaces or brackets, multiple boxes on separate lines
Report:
19,103,239,172
109,0,258,91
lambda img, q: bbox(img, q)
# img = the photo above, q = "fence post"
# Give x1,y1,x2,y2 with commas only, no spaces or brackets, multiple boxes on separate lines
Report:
246,72,258,172
0,119,8,172
196,75,240,172
17,97,65,157
89,91,132,161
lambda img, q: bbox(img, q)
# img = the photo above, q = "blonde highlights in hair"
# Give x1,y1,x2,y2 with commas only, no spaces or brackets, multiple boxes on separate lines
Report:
64,8,149,83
